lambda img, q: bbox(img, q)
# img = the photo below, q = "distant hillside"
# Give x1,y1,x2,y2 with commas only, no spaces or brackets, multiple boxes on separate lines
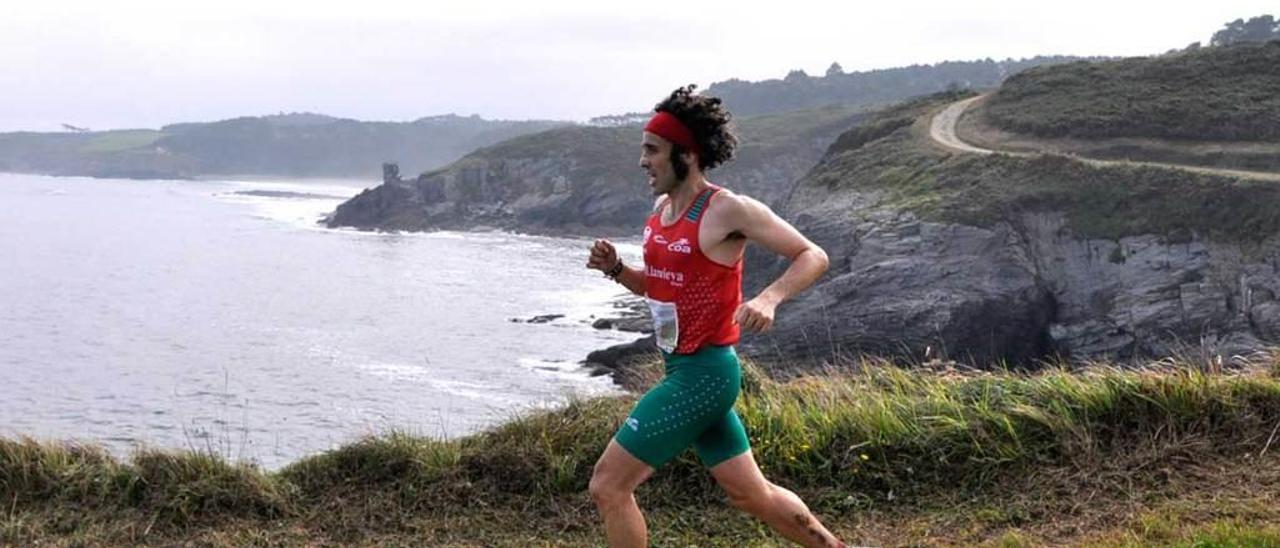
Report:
325,104,871,235
0,130,184,180
704,56,1086,117
0,114,567,179
982,41,1280,141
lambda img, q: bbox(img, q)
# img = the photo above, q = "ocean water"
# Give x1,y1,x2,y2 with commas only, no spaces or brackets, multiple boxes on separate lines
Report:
0,173,644,468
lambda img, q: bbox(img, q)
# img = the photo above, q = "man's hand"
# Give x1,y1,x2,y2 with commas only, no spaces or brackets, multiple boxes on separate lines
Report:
734,295,779,332
586,239,620,274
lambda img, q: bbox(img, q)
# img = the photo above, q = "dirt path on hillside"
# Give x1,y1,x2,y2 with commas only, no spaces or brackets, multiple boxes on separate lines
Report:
930,96,994,155
929,95,1280,182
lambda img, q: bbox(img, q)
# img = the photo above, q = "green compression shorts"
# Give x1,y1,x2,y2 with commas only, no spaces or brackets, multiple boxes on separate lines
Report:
614,345,751,468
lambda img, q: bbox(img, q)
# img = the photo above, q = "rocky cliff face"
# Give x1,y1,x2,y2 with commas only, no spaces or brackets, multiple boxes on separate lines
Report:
741,96,1280,367
745,201,1279,366
327,125,644,236
1019,213,1279,359
325,106,869,236
743,196,1054,366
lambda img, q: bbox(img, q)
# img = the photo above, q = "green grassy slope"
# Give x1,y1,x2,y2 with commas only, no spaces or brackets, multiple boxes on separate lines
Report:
5,353,1280,545
983,41,1280,141
803,93,1280,249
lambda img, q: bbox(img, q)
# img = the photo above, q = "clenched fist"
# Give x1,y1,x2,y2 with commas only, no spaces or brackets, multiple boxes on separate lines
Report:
586,239,620,274
734,295,779,332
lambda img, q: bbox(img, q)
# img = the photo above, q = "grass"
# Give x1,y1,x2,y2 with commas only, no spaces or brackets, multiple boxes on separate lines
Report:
802,92,1280,250
5,350,1280,545
919,153,1280,247
78,130,164,153
983,41,1280,142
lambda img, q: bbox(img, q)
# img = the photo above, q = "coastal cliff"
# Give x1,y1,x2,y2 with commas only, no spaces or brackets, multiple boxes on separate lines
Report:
325,105,869,236
743,94,1280,366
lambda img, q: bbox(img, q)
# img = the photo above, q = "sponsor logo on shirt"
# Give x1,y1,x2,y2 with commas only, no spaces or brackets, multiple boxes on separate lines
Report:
625,417,640,431
645,265,685,286
666,237,691,254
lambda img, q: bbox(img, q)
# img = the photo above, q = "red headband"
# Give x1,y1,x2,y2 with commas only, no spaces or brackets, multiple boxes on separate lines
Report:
644,111,702,157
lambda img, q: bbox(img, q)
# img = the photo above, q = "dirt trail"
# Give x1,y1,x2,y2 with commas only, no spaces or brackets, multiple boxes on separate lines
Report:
929,95,1280,182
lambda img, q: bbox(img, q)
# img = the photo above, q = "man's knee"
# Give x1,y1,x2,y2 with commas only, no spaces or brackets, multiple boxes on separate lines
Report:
589,466,631,508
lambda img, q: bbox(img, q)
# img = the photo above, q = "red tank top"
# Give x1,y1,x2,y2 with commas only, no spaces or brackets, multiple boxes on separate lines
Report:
643,185,743,354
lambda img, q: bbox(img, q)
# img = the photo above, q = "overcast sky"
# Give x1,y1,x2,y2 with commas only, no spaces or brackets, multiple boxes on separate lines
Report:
1,1,1275,132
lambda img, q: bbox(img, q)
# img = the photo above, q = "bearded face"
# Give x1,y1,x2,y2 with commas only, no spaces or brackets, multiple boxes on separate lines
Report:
639,132,690,196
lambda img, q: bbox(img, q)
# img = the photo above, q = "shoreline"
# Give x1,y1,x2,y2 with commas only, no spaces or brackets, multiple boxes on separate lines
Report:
516,293,657,391
517,291,657,391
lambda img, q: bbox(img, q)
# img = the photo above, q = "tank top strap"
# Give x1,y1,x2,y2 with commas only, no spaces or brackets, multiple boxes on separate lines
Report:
684,185,720,223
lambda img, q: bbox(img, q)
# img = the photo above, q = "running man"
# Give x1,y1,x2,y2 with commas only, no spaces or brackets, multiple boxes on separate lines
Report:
586,85,844,547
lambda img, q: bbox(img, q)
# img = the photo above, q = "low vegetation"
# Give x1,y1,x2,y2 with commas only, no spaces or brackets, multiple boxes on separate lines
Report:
5,350,1280,545
983,41,1280,142
809,92,1280,250
78,130,165,153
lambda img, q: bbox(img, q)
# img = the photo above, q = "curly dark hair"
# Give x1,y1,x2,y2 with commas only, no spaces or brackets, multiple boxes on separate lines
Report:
654,84,738,179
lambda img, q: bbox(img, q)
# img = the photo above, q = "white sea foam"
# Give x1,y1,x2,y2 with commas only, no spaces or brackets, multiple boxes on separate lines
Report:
354,361,433,381
516,357,621,395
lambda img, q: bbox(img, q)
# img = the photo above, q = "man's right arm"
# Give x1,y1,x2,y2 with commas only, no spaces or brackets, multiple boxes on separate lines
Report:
589,198,662,297
587,239,646,297
610,262,647,297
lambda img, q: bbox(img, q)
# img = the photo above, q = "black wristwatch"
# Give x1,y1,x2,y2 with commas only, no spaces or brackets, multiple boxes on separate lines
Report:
606,259,625,279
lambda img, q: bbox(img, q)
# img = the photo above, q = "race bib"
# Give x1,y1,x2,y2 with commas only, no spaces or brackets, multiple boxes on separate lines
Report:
647,298,679,353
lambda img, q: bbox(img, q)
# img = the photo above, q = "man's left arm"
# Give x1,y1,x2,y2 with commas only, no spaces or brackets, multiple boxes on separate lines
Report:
729,196,829,332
